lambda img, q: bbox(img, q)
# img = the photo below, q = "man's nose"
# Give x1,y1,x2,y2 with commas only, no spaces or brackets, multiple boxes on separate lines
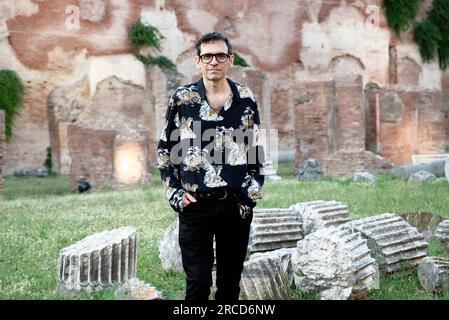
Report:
210,56,219,64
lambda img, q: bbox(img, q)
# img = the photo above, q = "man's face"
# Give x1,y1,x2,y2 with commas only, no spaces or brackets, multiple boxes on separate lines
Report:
195,40,234,82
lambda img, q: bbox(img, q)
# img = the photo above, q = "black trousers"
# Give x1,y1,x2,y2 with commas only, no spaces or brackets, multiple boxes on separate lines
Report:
178,194,253,301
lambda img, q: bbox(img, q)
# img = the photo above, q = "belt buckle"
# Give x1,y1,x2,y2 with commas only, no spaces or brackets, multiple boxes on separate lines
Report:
217,189,227,200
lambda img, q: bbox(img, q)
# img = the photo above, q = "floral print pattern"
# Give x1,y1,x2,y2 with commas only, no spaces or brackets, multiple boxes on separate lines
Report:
157,78,265,213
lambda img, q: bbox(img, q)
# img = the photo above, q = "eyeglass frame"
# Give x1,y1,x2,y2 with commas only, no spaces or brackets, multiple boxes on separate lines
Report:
198,52,232,64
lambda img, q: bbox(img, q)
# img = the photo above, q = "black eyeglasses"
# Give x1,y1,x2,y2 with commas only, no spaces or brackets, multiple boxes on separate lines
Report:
199,52,230,64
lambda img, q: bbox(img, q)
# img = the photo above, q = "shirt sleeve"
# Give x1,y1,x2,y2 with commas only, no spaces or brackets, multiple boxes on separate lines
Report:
157,90,185,213
240,98,265,209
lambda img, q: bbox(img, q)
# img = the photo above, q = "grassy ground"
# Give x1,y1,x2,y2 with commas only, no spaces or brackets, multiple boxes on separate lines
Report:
0,162,448,300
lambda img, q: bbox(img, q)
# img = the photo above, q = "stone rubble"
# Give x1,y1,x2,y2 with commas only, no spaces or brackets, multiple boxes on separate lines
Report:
291,226,378,300
248,208,303,254
408,170,437,183
418,256,449,294
290,200,351,236
159,220,183,273
353,172,376,183
212,255,291,300
343,213,428,275
115,278,164,300
292,226,379,300
57,226,137,294
435,220,449,254
249,248,296,287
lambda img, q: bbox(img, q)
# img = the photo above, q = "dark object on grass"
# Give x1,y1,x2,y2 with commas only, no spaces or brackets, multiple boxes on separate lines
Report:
78,182,91,193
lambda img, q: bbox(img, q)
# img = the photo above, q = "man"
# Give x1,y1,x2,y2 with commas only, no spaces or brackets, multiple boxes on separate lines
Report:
157,32,265,300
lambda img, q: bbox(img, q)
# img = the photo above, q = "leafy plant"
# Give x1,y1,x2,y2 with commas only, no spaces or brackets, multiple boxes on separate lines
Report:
427,0,449,69
129,21,176,70
0,69,25,141
135,54,151,65
382,0,422,36
149,56,176,70
128,21,163,50
413,20,442,63
233,52,250,67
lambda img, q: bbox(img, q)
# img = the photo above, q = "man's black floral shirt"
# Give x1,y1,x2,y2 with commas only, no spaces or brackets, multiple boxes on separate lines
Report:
157,78,265,213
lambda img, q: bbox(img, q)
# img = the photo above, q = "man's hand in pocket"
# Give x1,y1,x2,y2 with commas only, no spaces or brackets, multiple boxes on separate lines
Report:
182,192,197,208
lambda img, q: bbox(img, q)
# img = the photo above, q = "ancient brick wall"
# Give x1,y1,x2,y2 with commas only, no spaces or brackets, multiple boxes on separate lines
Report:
294,75,393,177
2,0,448,174
378,87,447,165
68,124,150,191
294,78,338,168
68,124,116,191
335,75,366,150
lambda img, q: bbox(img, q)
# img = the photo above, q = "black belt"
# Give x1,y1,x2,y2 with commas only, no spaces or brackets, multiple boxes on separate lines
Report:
191,187,234,200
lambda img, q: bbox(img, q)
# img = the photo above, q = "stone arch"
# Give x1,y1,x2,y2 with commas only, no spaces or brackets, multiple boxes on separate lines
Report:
328,54,365,75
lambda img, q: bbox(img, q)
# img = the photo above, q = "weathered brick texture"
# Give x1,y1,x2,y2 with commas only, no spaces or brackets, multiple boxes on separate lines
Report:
68,124,150,192
294,75,393,177
378,87,447,165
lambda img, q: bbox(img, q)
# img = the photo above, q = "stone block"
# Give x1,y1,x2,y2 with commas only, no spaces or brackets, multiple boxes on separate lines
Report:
249,208,303,254
435,220,449,254
344,213,428,275
57,226,137,294
292,226,378,300
418,256,449,294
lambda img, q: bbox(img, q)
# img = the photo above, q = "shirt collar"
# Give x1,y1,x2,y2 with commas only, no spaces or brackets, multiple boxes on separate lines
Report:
196,77,241,103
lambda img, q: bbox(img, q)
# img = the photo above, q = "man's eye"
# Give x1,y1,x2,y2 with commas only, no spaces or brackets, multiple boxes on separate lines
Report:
203,54,213,59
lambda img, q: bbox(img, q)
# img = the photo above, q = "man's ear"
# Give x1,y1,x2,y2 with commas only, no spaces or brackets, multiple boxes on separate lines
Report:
195,56,201,69
229,54,235,66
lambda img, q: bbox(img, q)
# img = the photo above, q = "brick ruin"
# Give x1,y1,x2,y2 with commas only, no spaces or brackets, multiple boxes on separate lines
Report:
67,124,150,191
294,75,394,178
47,75,151,191
2,0,449,182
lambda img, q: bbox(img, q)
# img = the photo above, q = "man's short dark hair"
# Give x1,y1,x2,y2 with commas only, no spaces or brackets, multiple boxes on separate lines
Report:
195,32,233,56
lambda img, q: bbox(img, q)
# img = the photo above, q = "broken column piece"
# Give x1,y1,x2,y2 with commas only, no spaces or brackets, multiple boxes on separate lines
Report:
290,200,351,235
435,220,449,254
291,226,378,300
249,248,296,287
57,226,137,294
212,255,291,300
248,208,303,254
159,220,183,273
418,256,449,294
344,213,428,275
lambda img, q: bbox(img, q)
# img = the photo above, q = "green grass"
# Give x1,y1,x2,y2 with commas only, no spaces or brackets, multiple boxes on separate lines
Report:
1,162,448,300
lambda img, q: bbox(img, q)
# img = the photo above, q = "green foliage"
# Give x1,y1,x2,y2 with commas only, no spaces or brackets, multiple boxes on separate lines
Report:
129,21,177,71
135,54,176,70
427,0,449,69
0,70,25,141
413,20,442,62
134,54,151,65
233,52,250,67
149,56,176,70
382,0,422,36
128,21,163,50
